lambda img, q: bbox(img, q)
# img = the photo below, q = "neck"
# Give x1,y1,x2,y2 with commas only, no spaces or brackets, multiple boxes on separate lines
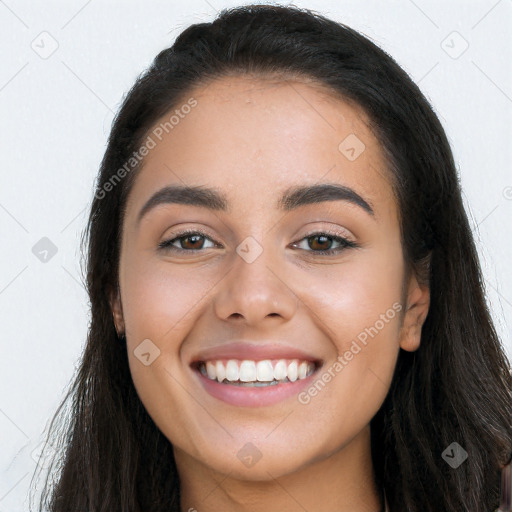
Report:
176,426,383,512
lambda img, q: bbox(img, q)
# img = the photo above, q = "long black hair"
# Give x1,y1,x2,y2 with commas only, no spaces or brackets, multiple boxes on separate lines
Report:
30,5,511,511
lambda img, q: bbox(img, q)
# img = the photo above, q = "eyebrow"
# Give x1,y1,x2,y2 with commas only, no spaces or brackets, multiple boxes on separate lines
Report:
136,182,375,224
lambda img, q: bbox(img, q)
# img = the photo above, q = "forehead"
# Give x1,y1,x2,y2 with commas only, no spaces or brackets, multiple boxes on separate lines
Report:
124,74,396,222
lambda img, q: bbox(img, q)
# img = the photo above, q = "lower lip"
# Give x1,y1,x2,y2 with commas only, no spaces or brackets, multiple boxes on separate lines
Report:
193,367,317,407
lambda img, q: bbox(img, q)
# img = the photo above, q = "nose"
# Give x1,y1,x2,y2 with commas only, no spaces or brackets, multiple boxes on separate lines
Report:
213,240,298,327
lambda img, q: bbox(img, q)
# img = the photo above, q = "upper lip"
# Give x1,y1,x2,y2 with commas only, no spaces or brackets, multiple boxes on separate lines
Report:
190,342,322,365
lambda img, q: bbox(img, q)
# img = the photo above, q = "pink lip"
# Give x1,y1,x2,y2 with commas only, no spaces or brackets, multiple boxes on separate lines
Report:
193,367,318,407
189,341,322,407
190,341,321,364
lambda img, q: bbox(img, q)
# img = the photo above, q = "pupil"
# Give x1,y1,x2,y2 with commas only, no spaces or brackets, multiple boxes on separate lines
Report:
310,235,331,251
184,235,203,249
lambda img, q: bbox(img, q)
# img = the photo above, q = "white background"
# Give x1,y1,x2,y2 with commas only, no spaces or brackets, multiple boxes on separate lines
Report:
0,1,511,510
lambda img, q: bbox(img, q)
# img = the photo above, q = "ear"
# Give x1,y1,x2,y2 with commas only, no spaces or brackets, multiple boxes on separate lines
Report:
398,274,430,352
109,284,125,337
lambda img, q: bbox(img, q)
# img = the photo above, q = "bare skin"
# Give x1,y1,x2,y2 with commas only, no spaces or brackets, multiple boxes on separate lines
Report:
111,75,430,512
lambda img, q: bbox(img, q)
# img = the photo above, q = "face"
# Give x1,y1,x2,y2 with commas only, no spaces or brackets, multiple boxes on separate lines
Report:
112,75,429,480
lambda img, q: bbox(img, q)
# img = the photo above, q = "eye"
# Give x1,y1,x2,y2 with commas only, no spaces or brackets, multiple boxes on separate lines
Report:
158,229,218,253
158,229,358,255
291,231,358,255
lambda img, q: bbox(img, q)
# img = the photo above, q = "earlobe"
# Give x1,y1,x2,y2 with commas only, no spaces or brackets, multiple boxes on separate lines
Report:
399,278,430,352
109,285,125,338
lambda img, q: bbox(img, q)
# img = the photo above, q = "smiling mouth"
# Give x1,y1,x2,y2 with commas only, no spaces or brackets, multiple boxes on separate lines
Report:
194,358,318,387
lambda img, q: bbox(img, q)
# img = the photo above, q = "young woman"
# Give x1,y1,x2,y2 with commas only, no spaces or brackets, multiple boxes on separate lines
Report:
31,4,511,512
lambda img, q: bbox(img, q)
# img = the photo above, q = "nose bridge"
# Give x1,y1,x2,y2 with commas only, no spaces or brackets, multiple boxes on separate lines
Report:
235,237,279,296
214,234,297,324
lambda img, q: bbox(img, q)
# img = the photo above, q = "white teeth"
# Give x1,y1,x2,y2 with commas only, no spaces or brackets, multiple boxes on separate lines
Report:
256,360,274,382
206,361,216,380
198,358,316,384
239,360,257,382
273,360,287,380
287,360,298,382
215,360,226,382
226,360,239,381
298,361,308,379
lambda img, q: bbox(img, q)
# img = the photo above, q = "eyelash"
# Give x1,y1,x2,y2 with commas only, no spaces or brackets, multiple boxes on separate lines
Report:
157,228,358,255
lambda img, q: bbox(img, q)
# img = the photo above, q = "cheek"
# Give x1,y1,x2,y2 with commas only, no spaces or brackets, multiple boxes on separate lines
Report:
295,244,404,341
293,243,404,402
120,253,220,342
119,254,231,423
119,257,224,452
